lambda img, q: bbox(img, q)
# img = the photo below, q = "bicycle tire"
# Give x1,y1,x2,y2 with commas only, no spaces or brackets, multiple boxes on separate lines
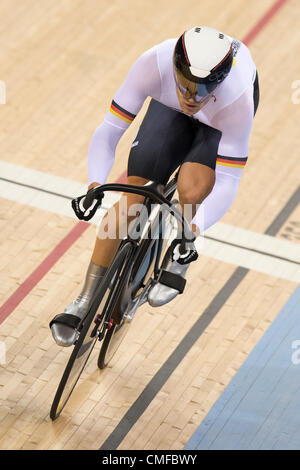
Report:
49,242,133,420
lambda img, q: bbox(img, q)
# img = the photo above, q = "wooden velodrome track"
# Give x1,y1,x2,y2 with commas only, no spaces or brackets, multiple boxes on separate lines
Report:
0,0,300,450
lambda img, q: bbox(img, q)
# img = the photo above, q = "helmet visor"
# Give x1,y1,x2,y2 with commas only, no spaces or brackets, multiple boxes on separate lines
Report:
174,68,218,101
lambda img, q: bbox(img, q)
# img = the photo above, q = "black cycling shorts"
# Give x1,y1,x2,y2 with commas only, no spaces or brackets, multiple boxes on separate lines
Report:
127,72,259,185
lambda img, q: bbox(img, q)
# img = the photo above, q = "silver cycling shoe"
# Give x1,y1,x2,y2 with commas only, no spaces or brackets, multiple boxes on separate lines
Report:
147,239,198,308
50,263,107,347
50,295,90,347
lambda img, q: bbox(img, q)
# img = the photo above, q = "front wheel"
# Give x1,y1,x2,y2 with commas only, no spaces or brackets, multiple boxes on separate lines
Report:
49,242,133,420
98,317,131,369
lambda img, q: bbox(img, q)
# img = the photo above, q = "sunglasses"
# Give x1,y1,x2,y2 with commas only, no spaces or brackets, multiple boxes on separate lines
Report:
173,70,217,102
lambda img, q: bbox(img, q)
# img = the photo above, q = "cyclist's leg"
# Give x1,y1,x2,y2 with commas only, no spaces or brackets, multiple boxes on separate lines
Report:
148,122,221,306
191,168,241,231
91,175,149,267
50,175,149,347
153,78,260,304
50,261,107,346
177,161,215,228
156,165,242,302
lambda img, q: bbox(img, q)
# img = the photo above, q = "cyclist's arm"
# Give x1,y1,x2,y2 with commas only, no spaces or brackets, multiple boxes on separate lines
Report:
88,47,161,187
192,89,255,232
211,87,255,177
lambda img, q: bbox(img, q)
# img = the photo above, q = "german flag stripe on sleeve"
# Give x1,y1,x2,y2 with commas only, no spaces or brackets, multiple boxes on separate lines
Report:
110,100,136,124
216,156,248,169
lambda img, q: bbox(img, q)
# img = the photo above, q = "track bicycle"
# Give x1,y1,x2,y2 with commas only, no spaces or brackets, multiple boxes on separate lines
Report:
49,171,195,420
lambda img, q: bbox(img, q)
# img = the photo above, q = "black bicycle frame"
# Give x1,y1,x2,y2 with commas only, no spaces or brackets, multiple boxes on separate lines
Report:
82,178,195,329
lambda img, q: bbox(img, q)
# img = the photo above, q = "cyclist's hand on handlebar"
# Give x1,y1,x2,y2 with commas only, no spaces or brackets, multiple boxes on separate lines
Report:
72,183,104,221
84,182,102,210
87,182,102,191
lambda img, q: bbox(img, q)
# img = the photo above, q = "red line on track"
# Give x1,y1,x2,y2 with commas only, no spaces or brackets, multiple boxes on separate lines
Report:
0,222,89,324
0,0,289,325
0,174,125,325
242,0,289,46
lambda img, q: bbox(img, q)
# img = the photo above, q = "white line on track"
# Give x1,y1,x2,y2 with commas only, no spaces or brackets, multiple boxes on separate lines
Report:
1,160,300,283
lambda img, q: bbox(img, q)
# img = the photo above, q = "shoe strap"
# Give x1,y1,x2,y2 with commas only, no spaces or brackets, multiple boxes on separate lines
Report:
49,313,81,330
157,270,186,294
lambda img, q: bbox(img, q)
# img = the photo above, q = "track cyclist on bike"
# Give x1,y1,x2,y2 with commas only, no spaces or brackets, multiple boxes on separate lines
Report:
50,26,259,347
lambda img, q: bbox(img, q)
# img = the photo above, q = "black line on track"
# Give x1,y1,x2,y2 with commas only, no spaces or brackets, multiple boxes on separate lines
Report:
204,235,300,266
100,267,248,450
0,176,73,200
265,186,300,236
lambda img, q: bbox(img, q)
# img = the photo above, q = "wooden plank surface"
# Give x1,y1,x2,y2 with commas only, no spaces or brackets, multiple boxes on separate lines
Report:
0,0,299,450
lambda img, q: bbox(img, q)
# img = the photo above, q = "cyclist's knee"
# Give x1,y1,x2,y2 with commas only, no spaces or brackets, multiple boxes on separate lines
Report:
126,175,150,207
127,175,149,186
178,179,214,207
178,162,215,207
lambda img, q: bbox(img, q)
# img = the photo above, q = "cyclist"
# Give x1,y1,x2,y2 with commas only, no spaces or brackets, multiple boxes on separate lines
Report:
50,26,259,346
